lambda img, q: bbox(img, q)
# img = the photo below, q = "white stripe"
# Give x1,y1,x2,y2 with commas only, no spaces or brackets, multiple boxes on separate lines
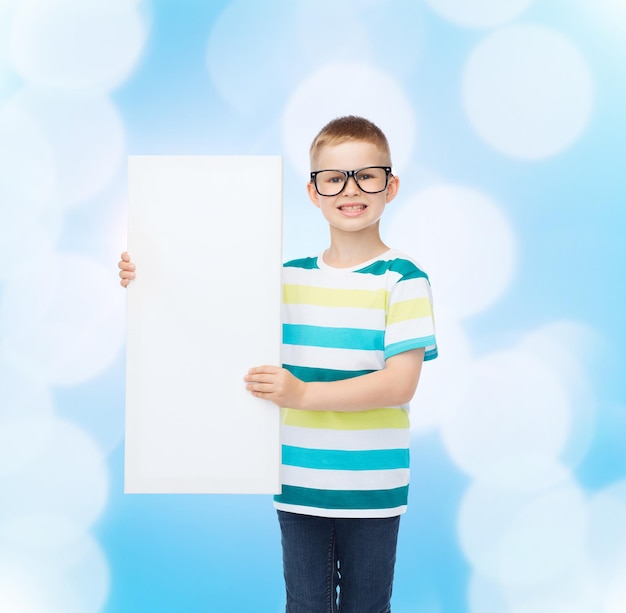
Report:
281,466,410,491
281,424,410,451
282,344,384,371
283,267,398,291
389,277,432,301
283,303,386,330
386,318,436,347
274,501,407,518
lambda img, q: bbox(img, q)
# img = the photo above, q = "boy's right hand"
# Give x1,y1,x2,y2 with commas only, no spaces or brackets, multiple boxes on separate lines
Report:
118,252,136,287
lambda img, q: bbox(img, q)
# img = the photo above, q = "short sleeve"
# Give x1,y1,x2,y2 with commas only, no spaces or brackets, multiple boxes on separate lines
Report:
384,267,437,362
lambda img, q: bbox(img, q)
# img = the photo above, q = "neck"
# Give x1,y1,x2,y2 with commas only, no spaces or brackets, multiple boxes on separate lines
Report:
323,226,389,268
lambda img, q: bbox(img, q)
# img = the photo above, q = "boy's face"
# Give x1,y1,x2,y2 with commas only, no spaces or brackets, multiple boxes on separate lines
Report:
307,140,399,237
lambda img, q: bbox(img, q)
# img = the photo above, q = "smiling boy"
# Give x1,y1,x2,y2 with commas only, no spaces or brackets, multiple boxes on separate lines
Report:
243,116,438,612
119,116,437,612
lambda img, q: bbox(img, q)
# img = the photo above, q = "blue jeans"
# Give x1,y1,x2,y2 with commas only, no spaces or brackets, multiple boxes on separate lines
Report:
277,510,400,613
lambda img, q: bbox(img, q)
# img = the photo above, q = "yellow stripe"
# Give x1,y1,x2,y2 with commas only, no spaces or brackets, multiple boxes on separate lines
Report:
387,297,432,324
283,284,388,309
282,407,410,430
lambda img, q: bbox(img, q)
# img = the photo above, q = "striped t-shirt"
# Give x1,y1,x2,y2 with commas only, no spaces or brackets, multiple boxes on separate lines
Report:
273,249,437,518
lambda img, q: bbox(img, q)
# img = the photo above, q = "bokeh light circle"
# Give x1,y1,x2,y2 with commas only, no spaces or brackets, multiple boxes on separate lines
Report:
0,357,54,476
294,0,426,78
0,253,126,386
207,0,301,115
0,208,64,282
509,601,590,613
0,98,55,205
9,0,147,93
463,25,593,158
0,415,54,479
459,475,587,587
585,480,626,598
478,562,598,613
0,417,108,531
423,0,534,28
519,321,599,469
8,88,125,209
0,96,66,280
440,348,570,480
410,307,472,433
0,570,46,613
282,63,416,177
468,573,508,613
385,185,516,318
0,532,109,613
0,357,53,426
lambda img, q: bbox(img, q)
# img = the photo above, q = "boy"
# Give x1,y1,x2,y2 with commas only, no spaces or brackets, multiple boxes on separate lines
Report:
119,116,437,612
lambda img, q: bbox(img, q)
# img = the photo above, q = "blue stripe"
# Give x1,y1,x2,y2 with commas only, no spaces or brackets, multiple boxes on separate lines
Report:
283,364,374,382
385,336,437,360
282,445,410,471
283,324,384,351
284,257,319,269
275,485,409,510
425,347,438,361
355,258,429,281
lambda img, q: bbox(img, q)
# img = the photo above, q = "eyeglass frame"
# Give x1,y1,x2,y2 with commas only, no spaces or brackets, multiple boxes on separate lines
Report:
309,166,393,197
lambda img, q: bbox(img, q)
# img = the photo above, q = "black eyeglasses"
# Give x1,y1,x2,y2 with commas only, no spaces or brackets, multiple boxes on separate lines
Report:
310,166,392,197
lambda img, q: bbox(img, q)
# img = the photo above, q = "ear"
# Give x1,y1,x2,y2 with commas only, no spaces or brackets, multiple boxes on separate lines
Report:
385,174,400,204
307,180,321,209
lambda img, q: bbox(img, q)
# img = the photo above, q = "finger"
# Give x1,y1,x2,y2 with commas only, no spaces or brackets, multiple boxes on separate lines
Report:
247,365,279,376
252,390,274,400
247,382,273,393
121,252,130,262
244,373,274,384
247,381,270,391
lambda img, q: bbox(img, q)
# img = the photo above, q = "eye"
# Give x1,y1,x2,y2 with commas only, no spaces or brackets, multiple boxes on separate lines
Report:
318,171,346,184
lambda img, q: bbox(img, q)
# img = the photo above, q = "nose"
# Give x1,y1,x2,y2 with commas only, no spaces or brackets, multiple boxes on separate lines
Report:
343,173,361,195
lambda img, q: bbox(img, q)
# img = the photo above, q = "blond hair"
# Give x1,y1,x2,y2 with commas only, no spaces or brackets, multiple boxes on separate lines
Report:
309,116,392,168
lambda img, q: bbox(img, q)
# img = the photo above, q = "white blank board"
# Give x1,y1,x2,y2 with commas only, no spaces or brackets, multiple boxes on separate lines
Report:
125,155,282,494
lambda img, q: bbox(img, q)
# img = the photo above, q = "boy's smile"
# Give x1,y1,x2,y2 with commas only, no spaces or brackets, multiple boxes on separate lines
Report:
338,203,368,216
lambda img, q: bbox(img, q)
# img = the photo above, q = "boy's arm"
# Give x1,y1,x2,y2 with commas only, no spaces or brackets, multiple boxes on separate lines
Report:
244,348,425,412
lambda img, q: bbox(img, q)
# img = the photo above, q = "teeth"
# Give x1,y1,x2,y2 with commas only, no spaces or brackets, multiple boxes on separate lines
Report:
340,205,365,211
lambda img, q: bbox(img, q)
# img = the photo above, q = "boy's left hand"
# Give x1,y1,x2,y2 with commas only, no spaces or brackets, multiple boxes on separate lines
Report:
244,366,306,408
